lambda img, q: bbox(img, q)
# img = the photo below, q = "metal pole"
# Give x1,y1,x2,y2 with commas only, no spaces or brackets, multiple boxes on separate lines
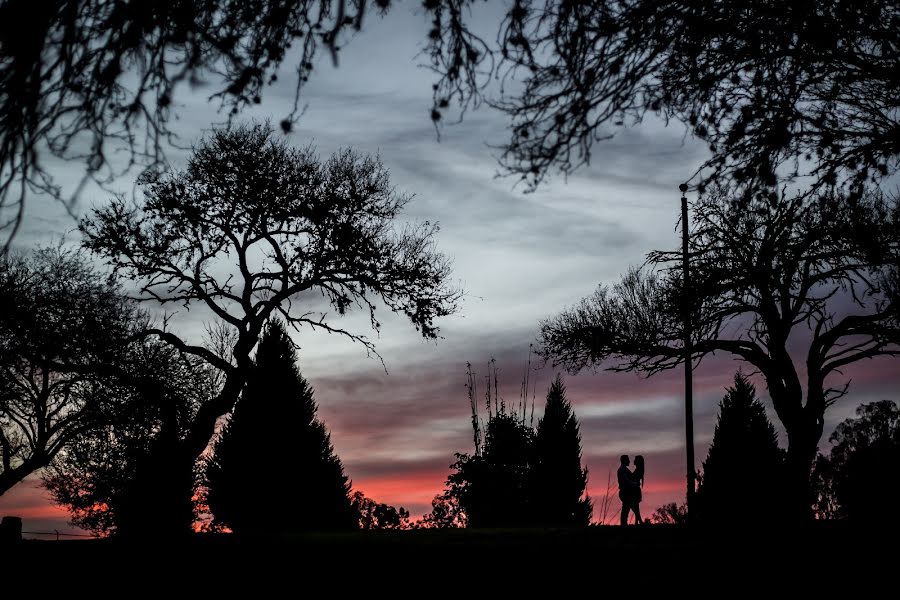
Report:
679,183,696,520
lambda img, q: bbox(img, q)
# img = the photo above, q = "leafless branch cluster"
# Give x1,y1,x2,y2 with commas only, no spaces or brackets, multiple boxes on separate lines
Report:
0,0,384,250
425,1,900,192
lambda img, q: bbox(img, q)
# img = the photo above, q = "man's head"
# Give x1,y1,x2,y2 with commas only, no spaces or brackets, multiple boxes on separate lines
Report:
620,454,630,466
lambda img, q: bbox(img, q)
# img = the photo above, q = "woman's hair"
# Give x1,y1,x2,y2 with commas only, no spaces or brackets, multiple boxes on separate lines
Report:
633,455,645,486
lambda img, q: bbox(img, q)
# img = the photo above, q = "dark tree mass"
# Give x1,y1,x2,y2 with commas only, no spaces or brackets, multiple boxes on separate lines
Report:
0,247,134,496
541,189,900,518
457,411,536,528
205,320,357,534
351,491,410,531
812,401,900,522
695,373,783,525
447,366,591,528
6,1,897,249
429,0,900,192
533,375,591,527
80,122,459,534
44,339,215,536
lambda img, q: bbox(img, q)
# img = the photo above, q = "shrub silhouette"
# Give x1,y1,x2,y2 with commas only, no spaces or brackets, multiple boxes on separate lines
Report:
448,366,590,528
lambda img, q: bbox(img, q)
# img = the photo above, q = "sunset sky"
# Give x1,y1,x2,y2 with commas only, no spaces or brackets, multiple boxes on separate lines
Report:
2,5,898,537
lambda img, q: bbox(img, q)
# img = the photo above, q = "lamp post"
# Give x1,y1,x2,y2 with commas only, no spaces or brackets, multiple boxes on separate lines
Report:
679,182,696,519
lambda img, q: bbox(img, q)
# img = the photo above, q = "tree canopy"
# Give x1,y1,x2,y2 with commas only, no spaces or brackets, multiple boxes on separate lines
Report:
79,122,458,533
812,400,900,521
540,188,900,518
0,0,392,249
6,1,897,248
430,0,900,192
0,246,135,496
351,491,411,530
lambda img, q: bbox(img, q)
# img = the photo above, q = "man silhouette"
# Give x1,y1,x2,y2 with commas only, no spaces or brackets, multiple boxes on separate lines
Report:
618,454,638,526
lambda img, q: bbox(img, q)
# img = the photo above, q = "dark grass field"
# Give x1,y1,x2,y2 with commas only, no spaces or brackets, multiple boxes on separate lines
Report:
3,523,891,593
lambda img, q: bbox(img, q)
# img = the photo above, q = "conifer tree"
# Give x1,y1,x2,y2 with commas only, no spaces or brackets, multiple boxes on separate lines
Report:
205,320,356,533
696,373,783,524
533,375,592,526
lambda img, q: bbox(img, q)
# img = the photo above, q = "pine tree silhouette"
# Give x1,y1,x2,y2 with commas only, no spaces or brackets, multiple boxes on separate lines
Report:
696,372,783,525
204,320,357,533
533,375,592,526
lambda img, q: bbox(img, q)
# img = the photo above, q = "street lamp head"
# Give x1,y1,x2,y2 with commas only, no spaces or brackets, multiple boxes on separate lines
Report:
678,183,689,193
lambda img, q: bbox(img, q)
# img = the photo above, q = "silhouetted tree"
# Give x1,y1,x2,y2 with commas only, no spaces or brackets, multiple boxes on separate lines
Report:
812,401,900,522
450,361,536,528
694,373,783,525
418,489,466,529
447,363,596,528
469,412,535,528
449,418,533,529
532,375,591,526
541,188,900,519
651,502,688,526
10,2,896,249
351,491,410,530
81,122,459,535
204,320,356,533
0,0,401,249
43,339,214,536
0,246,134,496
427,1,900,193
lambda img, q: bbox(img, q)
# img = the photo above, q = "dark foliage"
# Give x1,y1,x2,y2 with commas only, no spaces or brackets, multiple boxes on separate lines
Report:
449,368,590,528
812,400,900,522
418,488,466,529
204,320,356,533
427,1,900,193
43,339,213,537
80,122,458,534
351,491,410,531
5,1,896,249
455,411,536,528
448,360,535,528
532,375,591,526
694,373,783,525
541,188,900,519
0,246,134,496
651,502,688,526
0,0,397,249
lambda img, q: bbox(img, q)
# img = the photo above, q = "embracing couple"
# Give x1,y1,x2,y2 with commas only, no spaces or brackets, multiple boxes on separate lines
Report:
617,454,645,526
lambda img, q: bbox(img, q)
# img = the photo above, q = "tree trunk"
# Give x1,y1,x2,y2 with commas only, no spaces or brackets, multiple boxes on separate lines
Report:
784,413,823,522
114,329,262,538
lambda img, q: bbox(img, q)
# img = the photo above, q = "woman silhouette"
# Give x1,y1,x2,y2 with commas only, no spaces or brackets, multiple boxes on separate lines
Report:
632,455,645,524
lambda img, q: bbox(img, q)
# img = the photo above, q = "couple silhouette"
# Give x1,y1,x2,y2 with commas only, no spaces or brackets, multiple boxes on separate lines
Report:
617,454,645,526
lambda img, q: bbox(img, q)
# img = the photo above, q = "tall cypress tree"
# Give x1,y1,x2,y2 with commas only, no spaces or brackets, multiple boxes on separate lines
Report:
205,320,357,533
533,375,592,526
696,372,783,524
